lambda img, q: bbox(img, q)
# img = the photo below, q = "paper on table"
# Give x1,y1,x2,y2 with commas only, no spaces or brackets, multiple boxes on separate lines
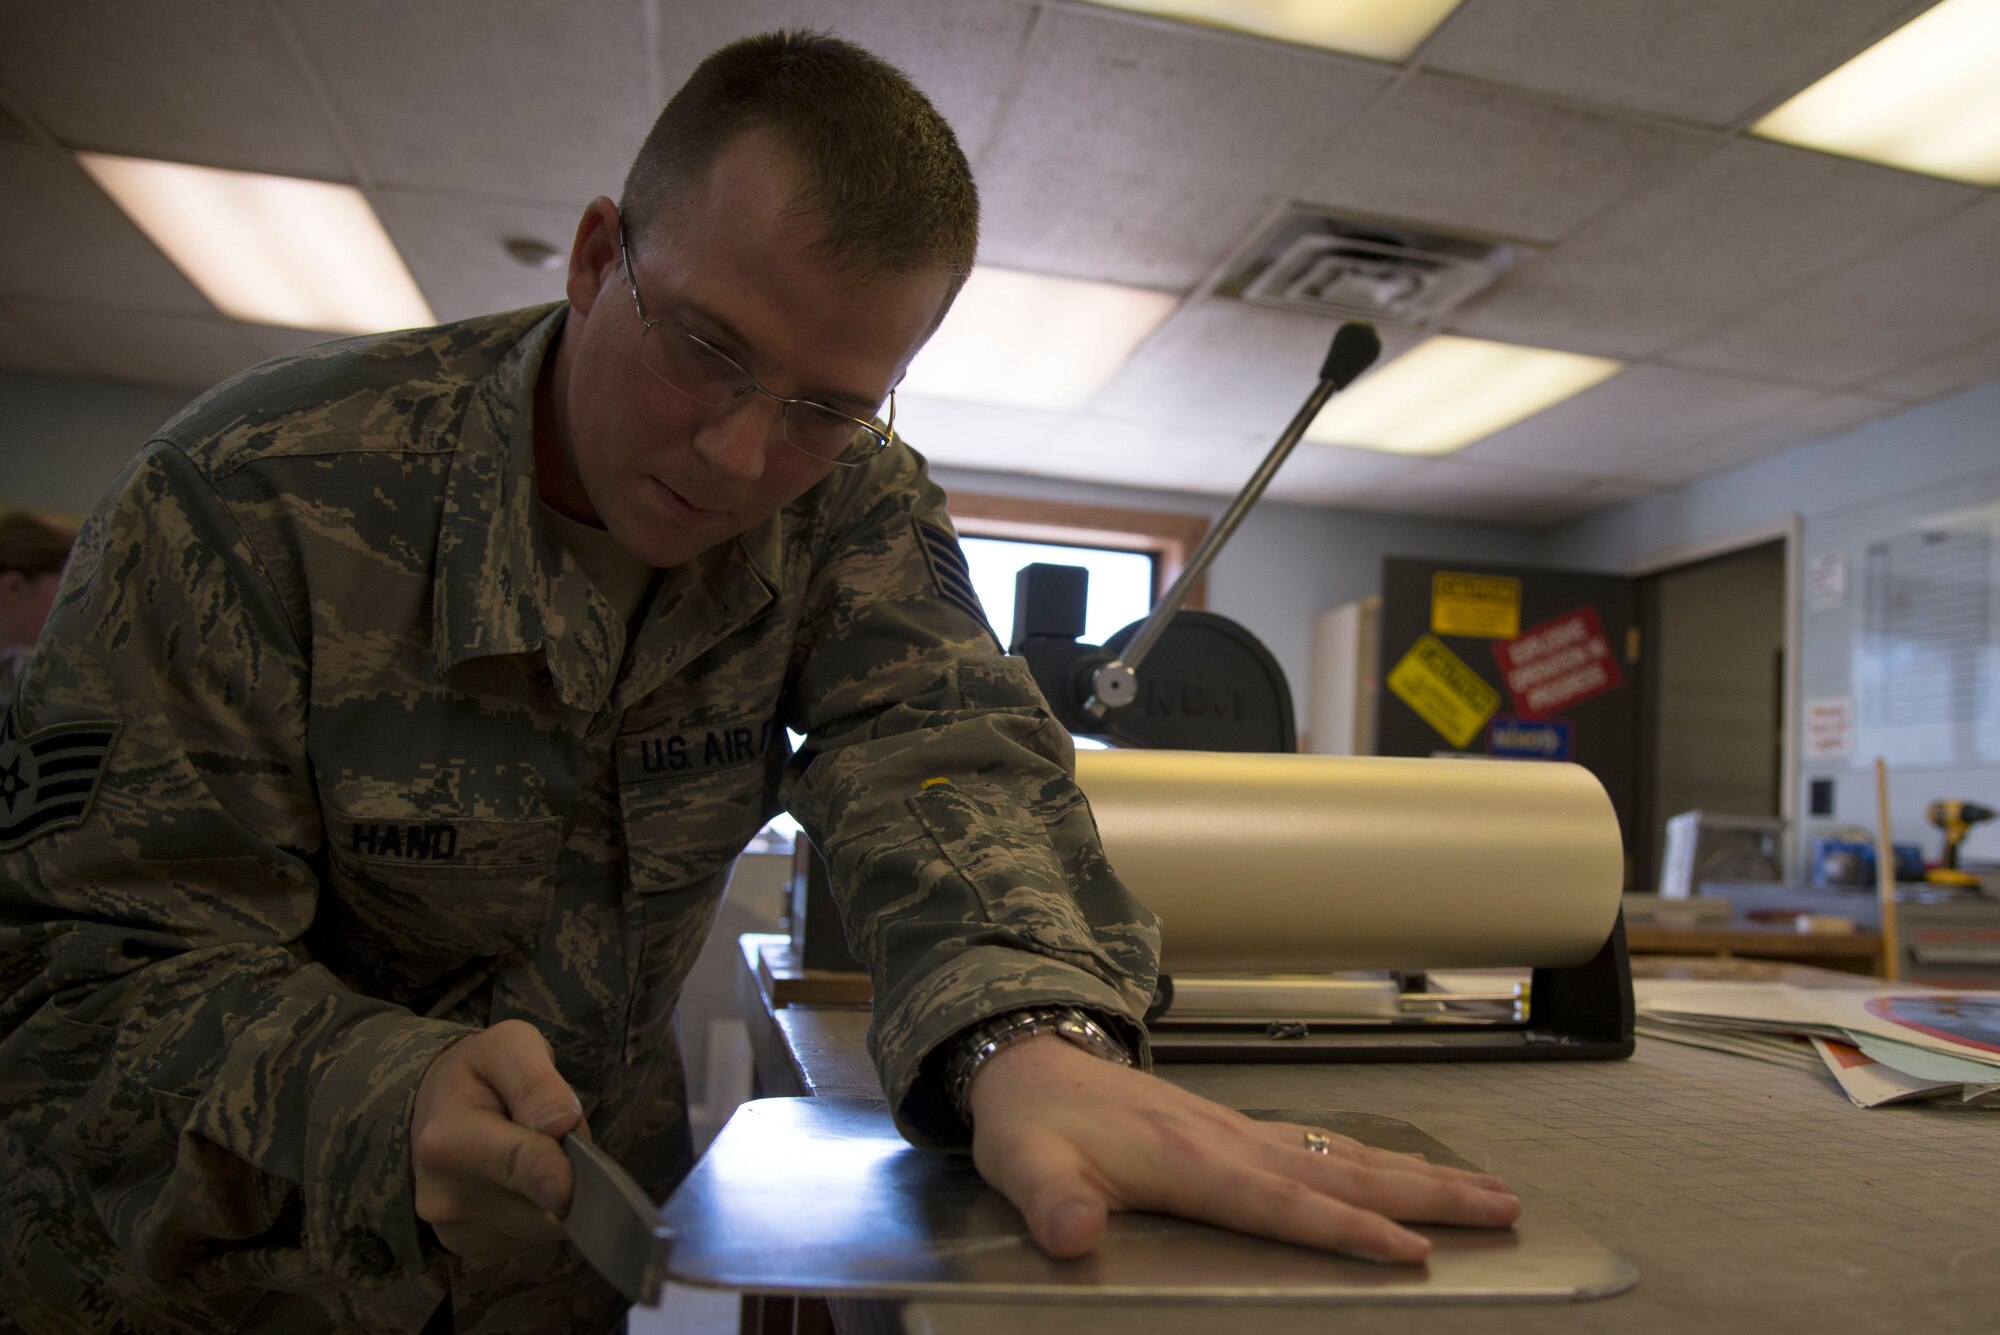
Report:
1848,1033,2000,1086
1809,1036,1962,1108
1638,982,2000,1109
1640,984,2000,1069
1636,983,1838,1034
1636,1018,1821,1072
1812,991,2000,1066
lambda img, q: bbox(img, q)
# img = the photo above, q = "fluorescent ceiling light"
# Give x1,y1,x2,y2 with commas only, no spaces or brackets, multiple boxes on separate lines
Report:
1084,0,1464,61
1751,0,2000,185
79,153,435,333
901,267,1177,412
1304,335,1621,456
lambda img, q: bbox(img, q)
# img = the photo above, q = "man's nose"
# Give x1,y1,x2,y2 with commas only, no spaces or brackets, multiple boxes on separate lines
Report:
692,390,778,481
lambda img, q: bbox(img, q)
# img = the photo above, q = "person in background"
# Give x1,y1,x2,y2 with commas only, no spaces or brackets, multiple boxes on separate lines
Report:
0,510,75,710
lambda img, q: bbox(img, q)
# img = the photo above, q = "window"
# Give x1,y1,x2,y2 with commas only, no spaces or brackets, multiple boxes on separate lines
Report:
961,536,1155,649
947,492,1210,636
952,493,1211,755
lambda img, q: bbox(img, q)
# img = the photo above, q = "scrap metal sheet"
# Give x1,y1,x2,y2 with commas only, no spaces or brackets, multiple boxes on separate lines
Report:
662,1098,1635,1303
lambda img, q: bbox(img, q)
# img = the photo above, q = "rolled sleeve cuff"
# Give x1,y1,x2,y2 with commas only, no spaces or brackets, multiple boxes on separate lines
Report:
303,1013,475,1283
872,944,1153,1151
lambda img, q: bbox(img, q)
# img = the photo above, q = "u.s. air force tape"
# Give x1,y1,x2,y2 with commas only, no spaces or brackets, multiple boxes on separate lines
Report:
0,708,121,852
616,718,770,785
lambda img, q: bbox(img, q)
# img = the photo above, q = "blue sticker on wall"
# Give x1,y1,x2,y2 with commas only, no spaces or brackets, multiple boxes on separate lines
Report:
1488,716,1571,761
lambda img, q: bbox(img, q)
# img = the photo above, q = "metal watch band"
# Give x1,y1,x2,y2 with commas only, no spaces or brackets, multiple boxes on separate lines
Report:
946,1005,1134,1126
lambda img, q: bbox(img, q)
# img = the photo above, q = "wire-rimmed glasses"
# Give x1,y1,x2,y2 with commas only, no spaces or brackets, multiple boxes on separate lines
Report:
619,228,896,468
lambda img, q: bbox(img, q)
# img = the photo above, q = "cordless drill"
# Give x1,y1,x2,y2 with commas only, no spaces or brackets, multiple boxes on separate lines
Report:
1926,800,1995,889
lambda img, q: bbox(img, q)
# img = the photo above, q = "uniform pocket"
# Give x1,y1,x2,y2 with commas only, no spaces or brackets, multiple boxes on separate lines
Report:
615,719,784,894
27,1007,192,1191
908,783,1116,976
315,806,563,1002
611,718,784,1062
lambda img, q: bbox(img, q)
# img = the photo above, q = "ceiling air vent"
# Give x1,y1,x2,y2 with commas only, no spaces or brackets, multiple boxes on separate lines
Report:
1214,209,1528,326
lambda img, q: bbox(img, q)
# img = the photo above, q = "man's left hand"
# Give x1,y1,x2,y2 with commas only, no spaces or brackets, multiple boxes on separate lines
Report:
966,1035,1520,1264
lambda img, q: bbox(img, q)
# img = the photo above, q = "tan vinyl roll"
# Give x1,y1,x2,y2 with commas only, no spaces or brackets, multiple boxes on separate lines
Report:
1072,749,1624,973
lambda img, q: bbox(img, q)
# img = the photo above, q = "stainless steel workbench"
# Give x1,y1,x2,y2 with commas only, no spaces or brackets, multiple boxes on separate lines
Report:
732,936,2000,1335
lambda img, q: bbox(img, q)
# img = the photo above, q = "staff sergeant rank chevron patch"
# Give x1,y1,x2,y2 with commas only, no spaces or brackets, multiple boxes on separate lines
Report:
0,709,120,852
913,518,999,647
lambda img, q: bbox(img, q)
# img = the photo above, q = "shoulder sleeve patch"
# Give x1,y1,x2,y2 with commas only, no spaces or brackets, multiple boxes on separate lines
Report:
912,518,1000,647
0,708,122,853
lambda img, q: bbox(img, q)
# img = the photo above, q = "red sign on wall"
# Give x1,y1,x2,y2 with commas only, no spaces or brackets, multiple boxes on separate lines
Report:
1492,606,1622,718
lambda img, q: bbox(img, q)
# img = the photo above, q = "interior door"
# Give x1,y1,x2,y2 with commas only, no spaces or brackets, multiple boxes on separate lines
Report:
1635,540,1787,891
1375,556,1640,890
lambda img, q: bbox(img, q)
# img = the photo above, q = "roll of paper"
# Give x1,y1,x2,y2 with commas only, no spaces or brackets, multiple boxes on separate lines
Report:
1073,750,1623,973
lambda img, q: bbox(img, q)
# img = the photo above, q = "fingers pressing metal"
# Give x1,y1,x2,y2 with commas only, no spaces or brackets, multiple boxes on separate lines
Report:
1254,1119,1511,1194
972,1127,1118,1260
1147,1153,1433,1264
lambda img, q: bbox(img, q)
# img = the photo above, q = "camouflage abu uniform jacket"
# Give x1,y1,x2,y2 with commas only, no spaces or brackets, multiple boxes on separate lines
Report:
0,304,1161,1334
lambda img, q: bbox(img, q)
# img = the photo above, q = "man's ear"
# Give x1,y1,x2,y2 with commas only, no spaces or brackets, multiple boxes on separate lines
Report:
0,570,26,606
565,196,624,319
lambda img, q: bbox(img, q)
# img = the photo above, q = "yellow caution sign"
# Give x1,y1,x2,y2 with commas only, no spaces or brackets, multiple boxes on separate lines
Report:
1431,572,1520,639
1387,635,1501,749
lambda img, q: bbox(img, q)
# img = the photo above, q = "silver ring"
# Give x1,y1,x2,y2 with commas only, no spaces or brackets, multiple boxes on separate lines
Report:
1303,1130,1333,1155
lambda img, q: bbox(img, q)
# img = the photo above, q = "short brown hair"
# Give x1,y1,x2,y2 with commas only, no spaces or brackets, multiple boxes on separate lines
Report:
621,30,978,308
0,511,74,578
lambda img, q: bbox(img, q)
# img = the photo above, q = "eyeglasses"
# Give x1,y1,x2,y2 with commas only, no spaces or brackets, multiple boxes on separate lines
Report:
619,228,896,468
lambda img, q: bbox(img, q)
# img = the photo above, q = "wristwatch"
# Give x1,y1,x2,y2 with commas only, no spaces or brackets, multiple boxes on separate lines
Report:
946,1006,1133,1126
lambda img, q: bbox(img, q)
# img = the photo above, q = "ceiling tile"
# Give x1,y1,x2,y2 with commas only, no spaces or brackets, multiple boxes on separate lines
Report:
0,302,89,378
1454,364,1823,479
1292,72,1714,246
1450,140,1979,359
1039,413,1271,498
891,395,1074,469
1665,195,2000,388
1419,0,1931,127
1364,457,1653,529
1258,443,1424,507
654,0,1039,169
895,395,1279,498
0,1,1986,533
278,0,656,207
973,6,1392,288
1862,330,2000,401
375,190,580,323
0,0,353,177
1093,299,1423,438
5,301,273,390
1645,391,1907,486
892,399,1424,507
0,142,211,314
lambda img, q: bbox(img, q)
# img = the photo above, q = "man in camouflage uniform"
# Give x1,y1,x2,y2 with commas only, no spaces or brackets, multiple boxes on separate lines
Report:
0,30,1517,1335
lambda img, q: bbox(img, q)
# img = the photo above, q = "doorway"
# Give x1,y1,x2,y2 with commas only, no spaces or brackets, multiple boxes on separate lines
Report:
1636,540,1789,892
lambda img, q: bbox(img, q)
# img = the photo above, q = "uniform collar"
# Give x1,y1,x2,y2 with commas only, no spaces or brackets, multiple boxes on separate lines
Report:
434,304,779,716
731,508,784,592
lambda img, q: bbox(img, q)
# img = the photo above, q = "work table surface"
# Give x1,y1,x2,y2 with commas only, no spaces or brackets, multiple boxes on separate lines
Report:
733,937,2000,1335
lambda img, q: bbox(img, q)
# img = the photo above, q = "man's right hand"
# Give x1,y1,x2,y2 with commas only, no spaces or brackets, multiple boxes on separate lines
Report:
410,1019,585,1259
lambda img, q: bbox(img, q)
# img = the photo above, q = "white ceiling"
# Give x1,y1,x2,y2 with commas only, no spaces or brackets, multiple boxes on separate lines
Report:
3,0,1997,529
